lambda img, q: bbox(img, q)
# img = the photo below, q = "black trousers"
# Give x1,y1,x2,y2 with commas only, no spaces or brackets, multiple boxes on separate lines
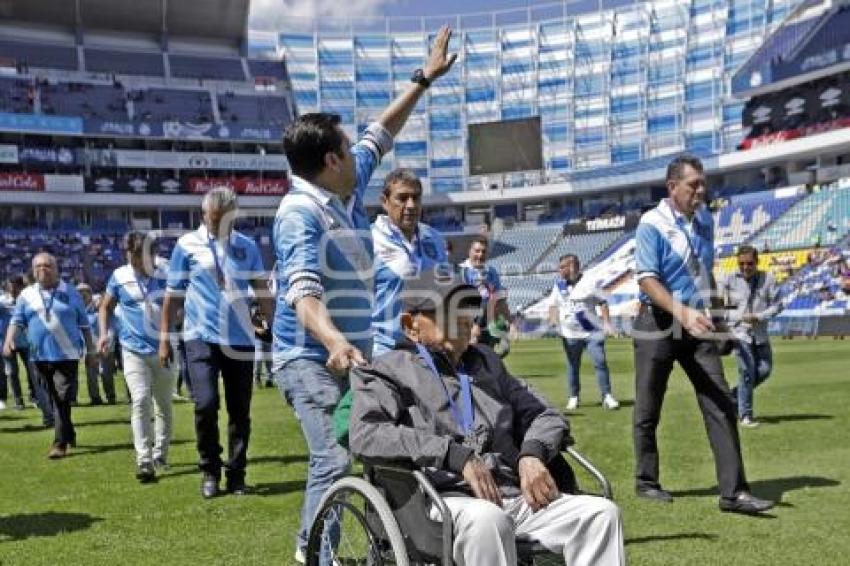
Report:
185,340,253,479
632,306,748,499
33,360,79,446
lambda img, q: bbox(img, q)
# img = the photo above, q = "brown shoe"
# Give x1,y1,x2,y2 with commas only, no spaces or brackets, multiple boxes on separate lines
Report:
47,443,66,459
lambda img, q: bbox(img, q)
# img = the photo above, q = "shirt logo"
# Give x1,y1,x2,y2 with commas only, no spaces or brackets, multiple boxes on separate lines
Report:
231,246,247,261
422,240,438,260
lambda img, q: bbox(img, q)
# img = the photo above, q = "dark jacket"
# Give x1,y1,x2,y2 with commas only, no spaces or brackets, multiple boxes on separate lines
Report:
349,338,570,497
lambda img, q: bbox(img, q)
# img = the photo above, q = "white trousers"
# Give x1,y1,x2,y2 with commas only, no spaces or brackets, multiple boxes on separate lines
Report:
434,494,625,566
122,349,175,465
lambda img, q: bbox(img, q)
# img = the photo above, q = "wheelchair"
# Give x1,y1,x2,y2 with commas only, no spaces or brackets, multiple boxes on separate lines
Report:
305,446,612,566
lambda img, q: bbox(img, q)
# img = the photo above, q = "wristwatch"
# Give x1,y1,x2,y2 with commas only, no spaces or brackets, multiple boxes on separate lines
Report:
411,68,431,89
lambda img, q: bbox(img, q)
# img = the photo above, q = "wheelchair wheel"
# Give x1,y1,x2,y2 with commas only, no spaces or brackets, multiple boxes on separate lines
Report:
306,476,410,566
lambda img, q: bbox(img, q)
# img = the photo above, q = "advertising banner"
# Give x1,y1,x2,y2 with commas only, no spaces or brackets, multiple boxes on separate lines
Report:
0,144,18,164
84,119,283,142
187,176,288,195
113,149,288,171
0,172,45,191
19,146,76,166
86,175,182,194
0,112,83,134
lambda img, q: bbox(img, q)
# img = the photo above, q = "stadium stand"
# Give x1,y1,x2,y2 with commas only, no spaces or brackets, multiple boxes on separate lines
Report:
487,224,564,276
749,182,850,251
0,39,78,70
40,81,128,121
169,54,246,81
247,59,289,81
536,231,626,273
0,76,34,113
713,187,805,256
84,48,165,76
131,87,214,123
217,92,291,128
777,247,850,314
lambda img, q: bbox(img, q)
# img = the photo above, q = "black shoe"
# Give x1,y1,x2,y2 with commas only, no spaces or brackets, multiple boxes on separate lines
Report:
636,486,674,503
14,399,25,410
90,398,104,406
226,476,247,496
106,398,117,405
201,474,220,499
719,492,775,514
136,462,156,483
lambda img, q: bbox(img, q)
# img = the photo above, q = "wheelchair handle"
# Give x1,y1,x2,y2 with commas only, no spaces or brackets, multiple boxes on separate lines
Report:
566,446,613,500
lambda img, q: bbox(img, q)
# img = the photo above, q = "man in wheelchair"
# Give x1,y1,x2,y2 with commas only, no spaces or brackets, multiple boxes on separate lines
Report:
348,269,625,566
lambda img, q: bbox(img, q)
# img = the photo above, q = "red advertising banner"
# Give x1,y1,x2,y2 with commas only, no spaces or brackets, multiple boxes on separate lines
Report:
187,177,288,196
0,172,45,191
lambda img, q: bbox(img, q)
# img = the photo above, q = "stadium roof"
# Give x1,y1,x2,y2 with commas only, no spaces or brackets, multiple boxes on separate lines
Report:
0,0,249,42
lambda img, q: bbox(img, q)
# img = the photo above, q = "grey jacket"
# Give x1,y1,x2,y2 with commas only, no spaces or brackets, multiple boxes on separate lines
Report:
722,270,782,344
349,339,570,497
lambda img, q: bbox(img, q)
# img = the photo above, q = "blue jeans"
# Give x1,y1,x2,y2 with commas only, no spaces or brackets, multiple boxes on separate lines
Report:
562,337,612,398
733,341,773,419
275,359,350,553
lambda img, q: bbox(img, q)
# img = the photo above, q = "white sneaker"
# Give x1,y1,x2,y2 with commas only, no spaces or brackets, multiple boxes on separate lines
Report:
566,397,579,411
740,416,760,428
295,547,340,566
0,400,6,410
602,394,620,410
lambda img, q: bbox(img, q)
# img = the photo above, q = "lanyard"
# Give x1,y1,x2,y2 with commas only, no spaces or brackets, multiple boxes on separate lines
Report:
207,236,228,289
39,284,58,322
415,344,474,435
673,213,704,277
135,272,151,302
746,273,761,313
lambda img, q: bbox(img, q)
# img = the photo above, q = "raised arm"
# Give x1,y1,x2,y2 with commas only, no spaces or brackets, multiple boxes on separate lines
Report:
376,26,457,137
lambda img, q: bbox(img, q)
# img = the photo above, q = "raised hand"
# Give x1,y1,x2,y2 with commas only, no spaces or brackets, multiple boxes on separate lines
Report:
423,26,458,81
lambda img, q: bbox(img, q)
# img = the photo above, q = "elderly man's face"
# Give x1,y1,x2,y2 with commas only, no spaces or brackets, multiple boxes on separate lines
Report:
33,255,58,287
382,181,422,238
203,206,235,239
407,308,476,355
667,164,706,217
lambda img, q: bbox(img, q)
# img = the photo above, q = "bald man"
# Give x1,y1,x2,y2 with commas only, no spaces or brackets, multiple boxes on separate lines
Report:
3,253,96,458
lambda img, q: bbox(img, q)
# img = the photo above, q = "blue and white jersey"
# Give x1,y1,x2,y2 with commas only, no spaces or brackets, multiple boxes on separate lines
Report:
371,215,448,357
635,199,714,309
459,259,504,326
548,275,605,340
11,281,88,362
106,258,168,355
167,225,265,347
273,134,386,368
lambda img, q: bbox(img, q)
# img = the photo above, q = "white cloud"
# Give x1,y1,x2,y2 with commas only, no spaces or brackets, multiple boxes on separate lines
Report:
249,0,397,30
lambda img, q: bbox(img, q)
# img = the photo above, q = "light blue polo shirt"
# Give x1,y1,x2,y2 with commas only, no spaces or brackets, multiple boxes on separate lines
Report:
272,141,381,367
167,225,264,347
635,198,714,309
106,259,168,355
371,215,448,357
11,281,88,362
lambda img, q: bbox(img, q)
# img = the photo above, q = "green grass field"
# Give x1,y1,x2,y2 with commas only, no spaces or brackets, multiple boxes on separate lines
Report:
1,337,848,565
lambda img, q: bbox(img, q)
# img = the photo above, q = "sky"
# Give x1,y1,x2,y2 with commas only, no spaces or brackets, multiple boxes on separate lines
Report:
248,0,565,30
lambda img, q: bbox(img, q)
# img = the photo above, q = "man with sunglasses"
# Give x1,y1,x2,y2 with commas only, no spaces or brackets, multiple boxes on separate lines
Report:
721,245,782,427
